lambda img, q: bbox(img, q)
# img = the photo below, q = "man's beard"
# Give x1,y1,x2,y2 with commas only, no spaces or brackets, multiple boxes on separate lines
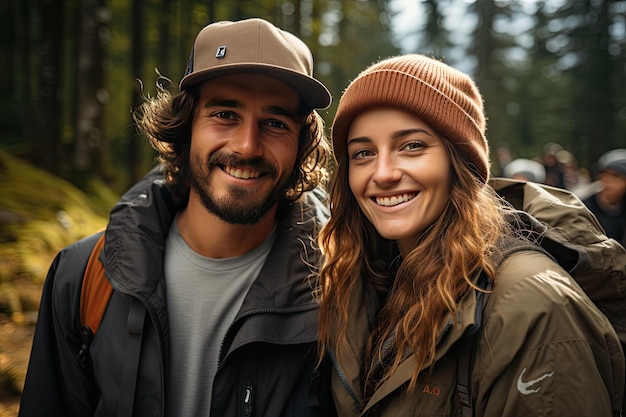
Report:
190,152,293,225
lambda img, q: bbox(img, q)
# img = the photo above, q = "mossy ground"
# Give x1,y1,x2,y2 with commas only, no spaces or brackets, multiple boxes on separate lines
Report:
0,150,119,414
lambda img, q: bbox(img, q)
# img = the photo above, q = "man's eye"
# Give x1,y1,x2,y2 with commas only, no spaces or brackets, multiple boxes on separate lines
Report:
265,120,287,129
213,111,236,119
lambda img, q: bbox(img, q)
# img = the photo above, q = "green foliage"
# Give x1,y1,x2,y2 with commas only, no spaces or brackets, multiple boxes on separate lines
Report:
0,150,118,285
2,0,625,188
459,0,626,171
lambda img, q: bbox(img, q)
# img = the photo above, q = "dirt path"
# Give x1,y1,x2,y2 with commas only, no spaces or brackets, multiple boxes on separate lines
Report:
0,300,37,417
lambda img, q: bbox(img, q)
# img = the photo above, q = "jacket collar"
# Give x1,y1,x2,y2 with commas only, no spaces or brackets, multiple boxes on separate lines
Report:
333,276,481,414
103,167,329,337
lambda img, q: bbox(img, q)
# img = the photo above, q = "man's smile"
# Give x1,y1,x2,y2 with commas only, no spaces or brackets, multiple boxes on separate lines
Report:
224,165,262,179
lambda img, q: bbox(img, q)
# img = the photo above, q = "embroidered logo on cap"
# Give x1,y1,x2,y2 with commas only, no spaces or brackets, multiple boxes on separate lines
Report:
216,46,226,59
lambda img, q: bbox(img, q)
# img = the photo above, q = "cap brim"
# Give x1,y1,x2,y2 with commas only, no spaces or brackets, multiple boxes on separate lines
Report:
179,64,332,110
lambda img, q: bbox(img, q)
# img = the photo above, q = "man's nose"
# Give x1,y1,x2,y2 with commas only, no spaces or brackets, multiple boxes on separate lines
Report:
230,120,263,159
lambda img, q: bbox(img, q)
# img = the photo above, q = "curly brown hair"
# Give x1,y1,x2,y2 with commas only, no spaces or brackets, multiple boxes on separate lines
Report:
133,80,330,206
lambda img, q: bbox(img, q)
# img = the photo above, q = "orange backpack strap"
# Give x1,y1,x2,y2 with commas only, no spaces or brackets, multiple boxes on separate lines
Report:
80,232,113,335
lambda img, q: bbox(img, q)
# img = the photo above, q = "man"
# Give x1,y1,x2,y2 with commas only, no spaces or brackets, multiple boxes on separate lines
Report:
541,142,566,188
19,18,335,417
583,150,626,247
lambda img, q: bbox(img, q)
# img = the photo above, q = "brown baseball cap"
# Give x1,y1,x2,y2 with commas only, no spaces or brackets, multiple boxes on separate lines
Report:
179,18,332,110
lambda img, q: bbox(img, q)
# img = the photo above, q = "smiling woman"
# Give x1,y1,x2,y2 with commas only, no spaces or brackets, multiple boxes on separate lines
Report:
346,107,451,255
316,54,624,417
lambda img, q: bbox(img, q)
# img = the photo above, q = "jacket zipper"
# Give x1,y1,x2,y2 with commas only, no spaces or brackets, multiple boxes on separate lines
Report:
328,348,363,413
244,381,254,416
217,306,315,417
75,325,94,369
144,297,167,414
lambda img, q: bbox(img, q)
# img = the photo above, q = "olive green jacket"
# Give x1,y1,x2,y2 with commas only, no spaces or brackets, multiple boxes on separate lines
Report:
329,250,624,417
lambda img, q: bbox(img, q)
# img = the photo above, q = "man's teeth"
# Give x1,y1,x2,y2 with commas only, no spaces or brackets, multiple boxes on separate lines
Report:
375,193,415,207
225,166,261,179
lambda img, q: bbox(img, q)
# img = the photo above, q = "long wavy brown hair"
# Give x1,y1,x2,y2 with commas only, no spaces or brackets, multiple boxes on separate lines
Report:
133,79,330,205
317,138,510,398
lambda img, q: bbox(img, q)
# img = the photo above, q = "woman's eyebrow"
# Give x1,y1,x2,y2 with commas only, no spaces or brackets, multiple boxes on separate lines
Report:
347,128,433,147
391,128,432,140
347,136,372,148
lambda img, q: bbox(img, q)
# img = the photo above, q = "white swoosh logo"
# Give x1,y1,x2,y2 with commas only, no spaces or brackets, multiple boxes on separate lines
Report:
517,368,554,395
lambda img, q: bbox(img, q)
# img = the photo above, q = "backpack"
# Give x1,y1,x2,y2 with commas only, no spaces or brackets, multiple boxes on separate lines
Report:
75,230,145,417
457,178,626,417
79,231,112,336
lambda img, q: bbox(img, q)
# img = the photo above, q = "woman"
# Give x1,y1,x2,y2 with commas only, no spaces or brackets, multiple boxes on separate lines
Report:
317,54,624,416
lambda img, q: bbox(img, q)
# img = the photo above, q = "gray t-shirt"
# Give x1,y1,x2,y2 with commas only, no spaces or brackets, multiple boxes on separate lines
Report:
164,217,276,416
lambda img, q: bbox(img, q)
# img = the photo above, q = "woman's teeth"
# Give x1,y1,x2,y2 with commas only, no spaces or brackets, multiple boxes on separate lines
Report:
375,193,416,207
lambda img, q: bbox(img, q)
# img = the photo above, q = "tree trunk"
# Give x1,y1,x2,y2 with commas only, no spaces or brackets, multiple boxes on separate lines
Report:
1,0,37,154
73,0,110,178
471,0,497,95
37,0,65,174
158,0,172,77
128,0,145,186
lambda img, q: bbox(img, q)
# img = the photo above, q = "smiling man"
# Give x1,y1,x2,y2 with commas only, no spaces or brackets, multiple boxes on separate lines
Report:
19,18,335,417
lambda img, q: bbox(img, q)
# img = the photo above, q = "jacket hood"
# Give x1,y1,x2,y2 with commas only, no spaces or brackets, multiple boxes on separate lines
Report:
102,166,329,343
104,167,177,293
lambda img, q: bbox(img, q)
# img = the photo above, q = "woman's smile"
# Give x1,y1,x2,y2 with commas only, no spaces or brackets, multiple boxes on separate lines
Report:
373,192,418,207
347,106,451,253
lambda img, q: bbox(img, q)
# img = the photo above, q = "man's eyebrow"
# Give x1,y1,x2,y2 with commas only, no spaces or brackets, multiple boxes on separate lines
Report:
201,99,298,122
263,105,298,122
202,98,241,109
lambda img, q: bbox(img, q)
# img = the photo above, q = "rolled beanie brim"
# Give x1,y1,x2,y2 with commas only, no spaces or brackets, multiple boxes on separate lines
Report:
331,58,490,182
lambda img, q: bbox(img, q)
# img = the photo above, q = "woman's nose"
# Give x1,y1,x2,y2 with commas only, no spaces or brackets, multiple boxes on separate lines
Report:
372,154,401,185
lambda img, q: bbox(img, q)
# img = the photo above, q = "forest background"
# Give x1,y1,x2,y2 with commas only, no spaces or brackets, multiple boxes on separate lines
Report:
0,0,625,415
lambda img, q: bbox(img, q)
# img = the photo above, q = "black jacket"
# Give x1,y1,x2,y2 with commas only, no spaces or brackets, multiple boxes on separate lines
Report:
19,167,336,417
582,193,626,246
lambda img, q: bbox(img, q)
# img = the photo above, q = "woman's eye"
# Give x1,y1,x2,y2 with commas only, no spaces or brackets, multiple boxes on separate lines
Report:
404,141,425,151
351,149,374,159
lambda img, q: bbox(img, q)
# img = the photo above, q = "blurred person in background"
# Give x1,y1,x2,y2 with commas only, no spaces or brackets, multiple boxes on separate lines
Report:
556,149,590,192
502,158,546,183
493,144,513,177
541,142,566,188
583,150,626,246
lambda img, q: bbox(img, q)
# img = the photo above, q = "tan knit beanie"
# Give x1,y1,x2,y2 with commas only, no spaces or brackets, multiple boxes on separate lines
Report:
332,54,490,182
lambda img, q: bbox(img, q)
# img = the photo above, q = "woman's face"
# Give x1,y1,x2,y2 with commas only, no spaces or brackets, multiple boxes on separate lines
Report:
346,107,451,255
